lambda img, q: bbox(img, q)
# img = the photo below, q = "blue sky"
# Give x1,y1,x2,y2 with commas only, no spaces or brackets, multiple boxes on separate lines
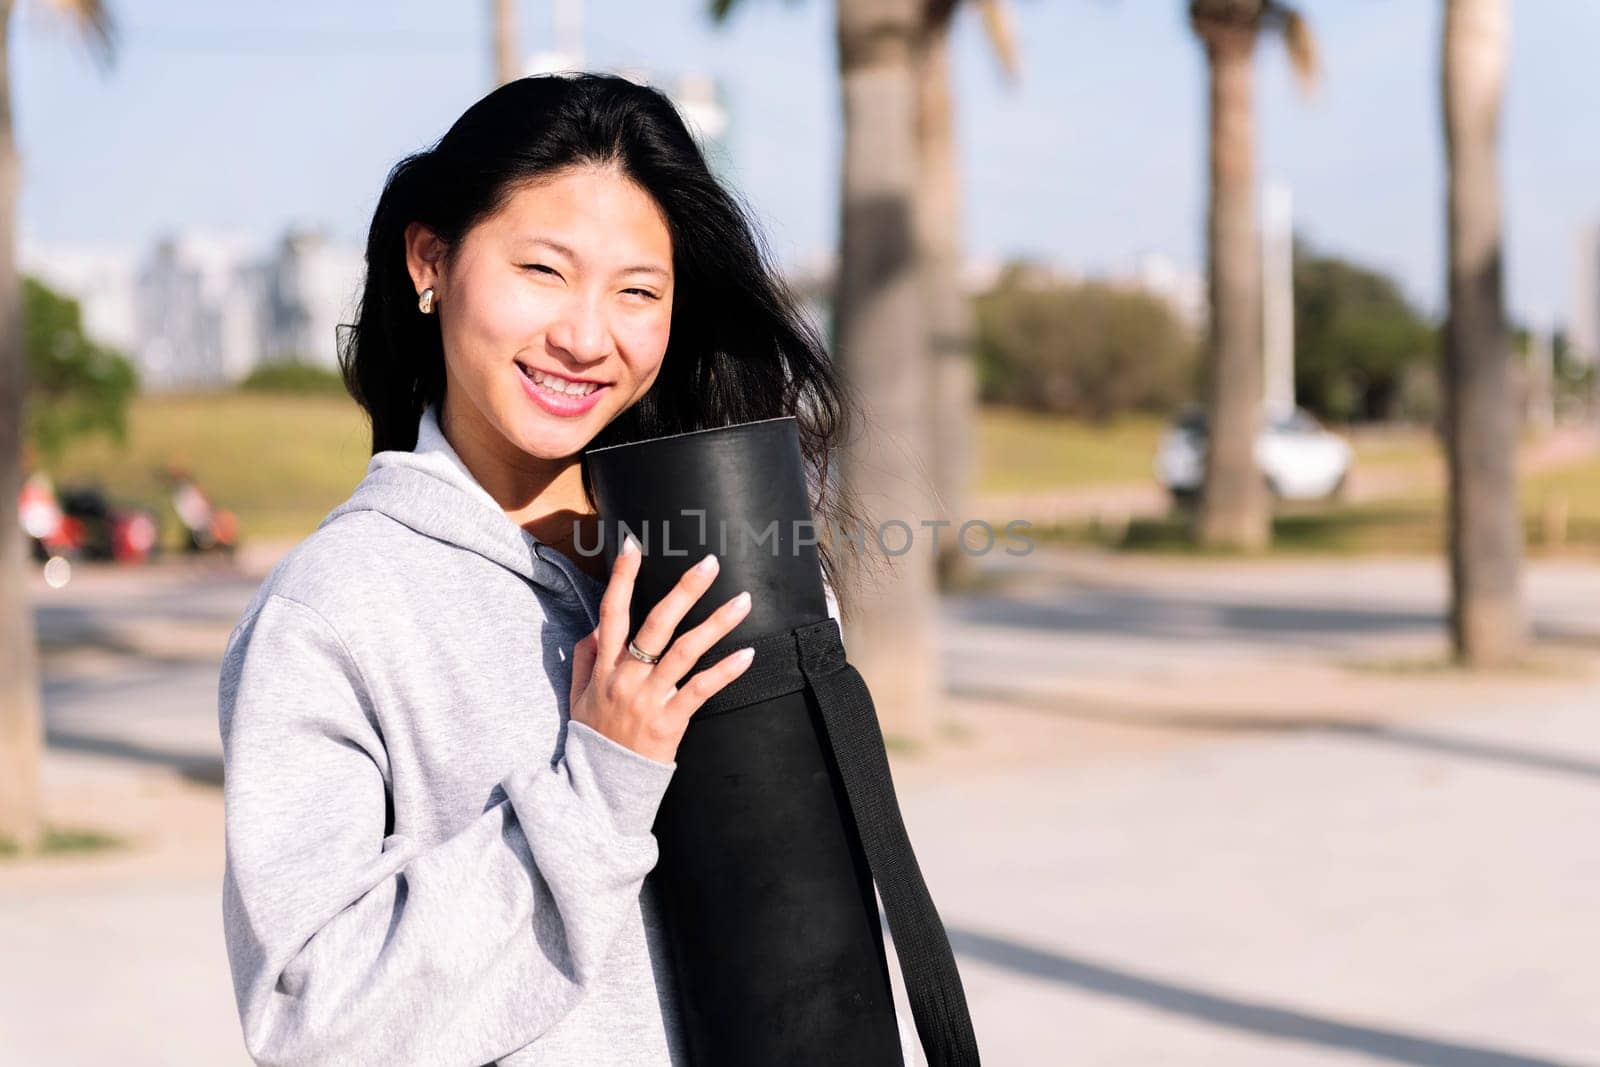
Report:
16,0,1600,328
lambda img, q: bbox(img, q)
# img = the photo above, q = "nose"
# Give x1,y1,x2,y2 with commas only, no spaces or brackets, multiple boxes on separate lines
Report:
545,291,613,367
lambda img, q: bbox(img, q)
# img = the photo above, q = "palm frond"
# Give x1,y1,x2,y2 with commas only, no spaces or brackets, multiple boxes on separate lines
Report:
976,0,1020,82
1189,0,1266,30
1264,1,1318,96
709,0,808,26
37,0,118,68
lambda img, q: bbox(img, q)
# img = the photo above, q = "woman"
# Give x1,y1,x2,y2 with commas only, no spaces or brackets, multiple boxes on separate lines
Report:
218,73,866,1066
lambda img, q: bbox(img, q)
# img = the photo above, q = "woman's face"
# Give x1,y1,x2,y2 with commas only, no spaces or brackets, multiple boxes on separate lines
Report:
406,163,675,464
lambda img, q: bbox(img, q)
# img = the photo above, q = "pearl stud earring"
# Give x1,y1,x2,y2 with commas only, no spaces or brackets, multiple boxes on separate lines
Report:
418,287,436,314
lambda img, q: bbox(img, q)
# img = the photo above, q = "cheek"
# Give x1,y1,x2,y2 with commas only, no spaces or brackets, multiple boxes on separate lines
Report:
464,275,546,351
443,265,544,369
617,306,673,381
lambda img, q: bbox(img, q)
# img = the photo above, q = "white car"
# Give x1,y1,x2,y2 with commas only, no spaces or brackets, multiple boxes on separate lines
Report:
1155,406,1352,504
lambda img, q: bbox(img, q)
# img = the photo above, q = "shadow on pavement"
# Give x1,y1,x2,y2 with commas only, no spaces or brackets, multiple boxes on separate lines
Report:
45,727,224,788
953,686,1600,784
948,926,1576,1067
950,590,1444,647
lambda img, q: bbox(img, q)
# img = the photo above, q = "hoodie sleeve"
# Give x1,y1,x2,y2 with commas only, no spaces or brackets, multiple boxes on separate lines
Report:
218,593,675,1067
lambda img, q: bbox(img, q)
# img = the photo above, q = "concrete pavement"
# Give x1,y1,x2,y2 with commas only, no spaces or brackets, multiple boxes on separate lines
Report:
3,548,1597,1065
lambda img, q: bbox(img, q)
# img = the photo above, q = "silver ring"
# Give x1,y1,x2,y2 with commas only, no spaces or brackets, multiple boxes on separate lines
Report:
626,638,663,665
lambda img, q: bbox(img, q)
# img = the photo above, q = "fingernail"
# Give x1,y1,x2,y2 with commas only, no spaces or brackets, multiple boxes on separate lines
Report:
693,552,719,574
734,647,755,665
621,532,640,556
729,590,751,612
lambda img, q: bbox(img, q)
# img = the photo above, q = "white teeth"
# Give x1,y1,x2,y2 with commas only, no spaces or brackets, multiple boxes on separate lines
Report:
524,366,598,397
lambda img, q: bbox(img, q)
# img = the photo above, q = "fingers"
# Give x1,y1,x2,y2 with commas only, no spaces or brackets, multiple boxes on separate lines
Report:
625,551,723,666
569,630,598,709
664,645,756,720
647,589,753,697
594,532,642,664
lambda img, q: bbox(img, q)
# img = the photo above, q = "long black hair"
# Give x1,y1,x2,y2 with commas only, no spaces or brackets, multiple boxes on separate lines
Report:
339,72,865,609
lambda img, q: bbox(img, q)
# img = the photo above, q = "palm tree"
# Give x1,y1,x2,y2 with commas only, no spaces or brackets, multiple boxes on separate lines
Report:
708,0,1013,735
825,0,941,740
1441,0,1522,665
1188,0,1315,551
491,0,519,86
916,1,1016,587
0,0,114,851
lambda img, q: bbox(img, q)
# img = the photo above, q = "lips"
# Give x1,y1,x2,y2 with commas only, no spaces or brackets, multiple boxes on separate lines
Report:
516,362,602,395
515,361,609,418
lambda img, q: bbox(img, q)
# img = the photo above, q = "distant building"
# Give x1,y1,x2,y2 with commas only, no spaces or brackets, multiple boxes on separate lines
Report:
135,232,263,390
518,8,732,184
670,71,733,179
1128,252,1207,334
1572,223,1600,369
262,228,365,370
20,240,139,353
25,228,365,392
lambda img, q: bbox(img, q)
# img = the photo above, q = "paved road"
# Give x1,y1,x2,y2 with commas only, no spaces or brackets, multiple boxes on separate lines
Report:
944,551,1600,692
4,550,1597,1065
906,691,1600,1066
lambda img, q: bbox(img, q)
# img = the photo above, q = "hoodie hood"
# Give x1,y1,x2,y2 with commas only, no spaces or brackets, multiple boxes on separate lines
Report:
319,402,602,603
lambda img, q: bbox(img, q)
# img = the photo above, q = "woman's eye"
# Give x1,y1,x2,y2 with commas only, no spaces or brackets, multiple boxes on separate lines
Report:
520,263,560,277
623,288,660,300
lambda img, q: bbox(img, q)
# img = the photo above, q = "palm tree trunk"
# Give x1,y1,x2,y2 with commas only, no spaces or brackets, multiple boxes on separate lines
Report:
914,1,975,588
492,0,519,86
1195,21,1270,550
0,0,44,851
834,0,939,742
1442,0,1522,665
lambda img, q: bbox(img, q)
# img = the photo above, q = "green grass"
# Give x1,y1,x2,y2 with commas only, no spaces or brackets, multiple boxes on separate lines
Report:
40,394,1600,557
1026,502,1444,557
1524,455,1600,540
976,406,1600,556
977,409,1166,492
1030,494,1600,558
1341,651,1591,679
1345,425,1443,475
975,408,1443,495
0,824,125,860
47,392,372,544
882,734,924,756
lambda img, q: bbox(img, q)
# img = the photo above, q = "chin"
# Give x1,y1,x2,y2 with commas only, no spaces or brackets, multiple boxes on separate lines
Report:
505,410,602,461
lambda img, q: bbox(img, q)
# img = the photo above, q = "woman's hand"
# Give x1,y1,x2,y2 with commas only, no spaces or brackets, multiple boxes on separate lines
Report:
568,535,755,764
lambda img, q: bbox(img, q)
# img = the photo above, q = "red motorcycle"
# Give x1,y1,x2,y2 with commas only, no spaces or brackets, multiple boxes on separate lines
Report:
19,472,159,565
163,466,240,555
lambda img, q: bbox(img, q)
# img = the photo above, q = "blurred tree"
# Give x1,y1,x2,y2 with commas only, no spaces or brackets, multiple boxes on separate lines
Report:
1292,245,1435,423
1551,330,1597,414
22,276,138,463
1,0,116,851
710,0,1019,588
1441,0,1522,665
1188,0,1316,551
974,266,1199,420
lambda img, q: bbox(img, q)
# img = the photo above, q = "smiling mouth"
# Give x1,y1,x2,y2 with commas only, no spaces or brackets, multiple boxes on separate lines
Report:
516,362,604,397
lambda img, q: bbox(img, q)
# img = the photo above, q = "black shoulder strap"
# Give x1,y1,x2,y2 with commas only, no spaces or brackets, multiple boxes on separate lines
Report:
695,619,981,1066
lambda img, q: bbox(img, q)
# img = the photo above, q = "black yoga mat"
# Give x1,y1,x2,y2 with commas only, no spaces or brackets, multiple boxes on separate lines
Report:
584,416,979,1067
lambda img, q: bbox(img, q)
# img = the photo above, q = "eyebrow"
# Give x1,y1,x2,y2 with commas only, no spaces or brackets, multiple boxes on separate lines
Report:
519,236,670,279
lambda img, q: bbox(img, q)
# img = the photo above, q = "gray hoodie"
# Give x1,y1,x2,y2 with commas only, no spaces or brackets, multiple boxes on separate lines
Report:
218,403,887,1067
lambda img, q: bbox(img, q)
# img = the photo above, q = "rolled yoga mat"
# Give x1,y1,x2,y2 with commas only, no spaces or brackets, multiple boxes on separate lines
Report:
583,416,979,1067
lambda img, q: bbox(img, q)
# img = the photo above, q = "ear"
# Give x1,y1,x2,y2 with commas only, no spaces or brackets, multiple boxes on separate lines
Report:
403,222,449,301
